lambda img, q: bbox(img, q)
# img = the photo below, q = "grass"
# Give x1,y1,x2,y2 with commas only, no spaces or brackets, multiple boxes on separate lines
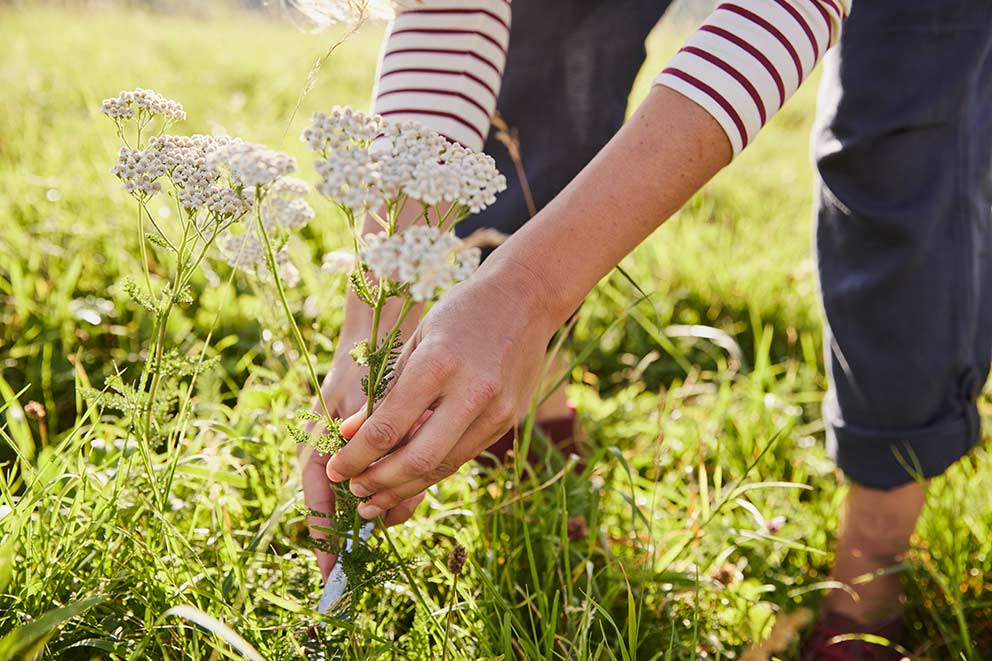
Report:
2,5,991,660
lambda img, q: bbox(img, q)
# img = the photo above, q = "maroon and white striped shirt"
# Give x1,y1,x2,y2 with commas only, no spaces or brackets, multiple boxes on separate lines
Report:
372,0,850,156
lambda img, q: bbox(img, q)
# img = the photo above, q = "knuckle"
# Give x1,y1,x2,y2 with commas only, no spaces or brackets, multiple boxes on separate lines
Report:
468,379,502,408
489,397,517,429
374,491,402,510
428,460,459,481
362,417,401,452
356,475,383,494
422,352,456,384
403,452,438,476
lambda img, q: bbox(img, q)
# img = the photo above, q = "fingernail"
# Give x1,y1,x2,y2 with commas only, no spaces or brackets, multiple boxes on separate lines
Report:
358,503,382,519
350,482,371,498
326,465,345,482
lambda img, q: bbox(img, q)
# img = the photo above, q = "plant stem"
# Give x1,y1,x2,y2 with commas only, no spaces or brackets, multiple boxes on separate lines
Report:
441,573,459,661
139,202,178,252
143,217,189,440
364,298,414,419
375,516,443,636
254,191,332,422
137,199,153,293
364,285,386,418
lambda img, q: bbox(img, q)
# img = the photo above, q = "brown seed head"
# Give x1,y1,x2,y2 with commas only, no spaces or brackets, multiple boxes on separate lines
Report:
566,515,588,541
447,544,467,575
24,401,46,421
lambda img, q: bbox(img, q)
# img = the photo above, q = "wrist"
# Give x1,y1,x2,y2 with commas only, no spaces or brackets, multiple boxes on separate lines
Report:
477,250,574,339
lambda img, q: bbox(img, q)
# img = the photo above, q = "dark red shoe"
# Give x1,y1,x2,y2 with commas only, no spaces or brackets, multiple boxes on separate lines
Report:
802,610,908,660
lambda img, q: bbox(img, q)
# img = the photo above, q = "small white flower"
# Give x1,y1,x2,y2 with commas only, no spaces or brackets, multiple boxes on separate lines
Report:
112,147,167,197
205,186,252,219
101,88,186,122
219,231,300,287
277,255,302,288
302,107,384,154
361,225,480,302
305,111,506,216
113,438,139,452
219,232,267,271
314,147,381,215
321,249,355,273
160,136,252,218
208,141,296,188
260,177,315,232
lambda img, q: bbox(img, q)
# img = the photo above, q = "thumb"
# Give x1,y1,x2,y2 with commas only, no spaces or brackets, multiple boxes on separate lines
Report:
340,409,366,439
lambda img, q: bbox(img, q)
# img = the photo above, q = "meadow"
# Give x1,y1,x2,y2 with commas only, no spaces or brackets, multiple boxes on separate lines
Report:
1,5,991,660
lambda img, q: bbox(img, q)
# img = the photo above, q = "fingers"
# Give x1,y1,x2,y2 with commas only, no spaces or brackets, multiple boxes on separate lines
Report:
356,413,508,519
347,398,476,498
301,450,337,581
325,345,454,482
382,491,426,526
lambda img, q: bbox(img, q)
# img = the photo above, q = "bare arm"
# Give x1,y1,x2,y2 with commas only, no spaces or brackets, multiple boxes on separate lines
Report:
483,84,733,329
324,86,733,514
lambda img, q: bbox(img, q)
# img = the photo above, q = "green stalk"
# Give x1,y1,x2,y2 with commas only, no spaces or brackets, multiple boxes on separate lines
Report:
254,189,332,422
364,285,386,418
441,573,459,661
369,300,413,416
136,199,153,293
142,216,190,440
376,516,443,636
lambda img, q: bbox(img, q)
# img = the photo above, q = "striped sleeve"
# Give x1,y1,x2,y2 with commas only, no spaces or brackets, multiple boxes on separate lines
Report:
654,0,851,156
371,0,512,151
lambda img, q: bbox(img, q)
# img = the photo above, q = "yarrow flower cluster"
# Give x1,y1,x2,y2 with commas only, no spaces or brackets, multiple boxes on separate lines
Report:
260,177,316,233
304,108,506,216
303,107,384,153
112,148,168,197
111,134,255,221
303,104,508,613
208,141,298,188
219,232,301,288
101,88,186,122
361,226,481,302
103,88,309,293
216,176,314,285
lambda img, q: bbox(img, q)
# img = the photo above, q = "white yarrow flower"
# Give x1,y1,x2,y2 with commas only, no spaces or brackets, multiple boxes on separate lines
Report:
314,147,381,215
101,88,186,122
305,110,506,217
260,177,315,232
112,147,167,197
208,141,297,188
303,107,384,154
321,249,355,273
361,226,481,302
219,231,300,287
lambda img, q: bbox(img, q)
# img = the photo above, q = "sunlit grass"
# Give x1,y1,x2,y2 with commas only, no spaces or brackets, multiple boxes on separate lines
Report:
1,5,990,659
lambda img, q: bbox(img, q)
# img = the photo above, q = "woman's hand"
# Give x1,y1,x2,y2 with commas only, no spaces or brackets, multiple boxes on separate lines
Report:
301,296,425,580
324,258,563,519
316,85,733,527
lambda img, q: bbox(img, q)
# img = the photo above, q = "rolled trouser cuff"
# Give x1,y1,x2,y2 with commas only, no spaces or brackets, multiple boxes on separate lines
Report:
826,399,980,490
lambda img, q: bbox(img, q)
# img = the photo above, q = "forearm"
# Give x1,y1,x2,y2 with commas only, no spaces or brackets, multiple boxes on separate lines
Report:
481,85,732,327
